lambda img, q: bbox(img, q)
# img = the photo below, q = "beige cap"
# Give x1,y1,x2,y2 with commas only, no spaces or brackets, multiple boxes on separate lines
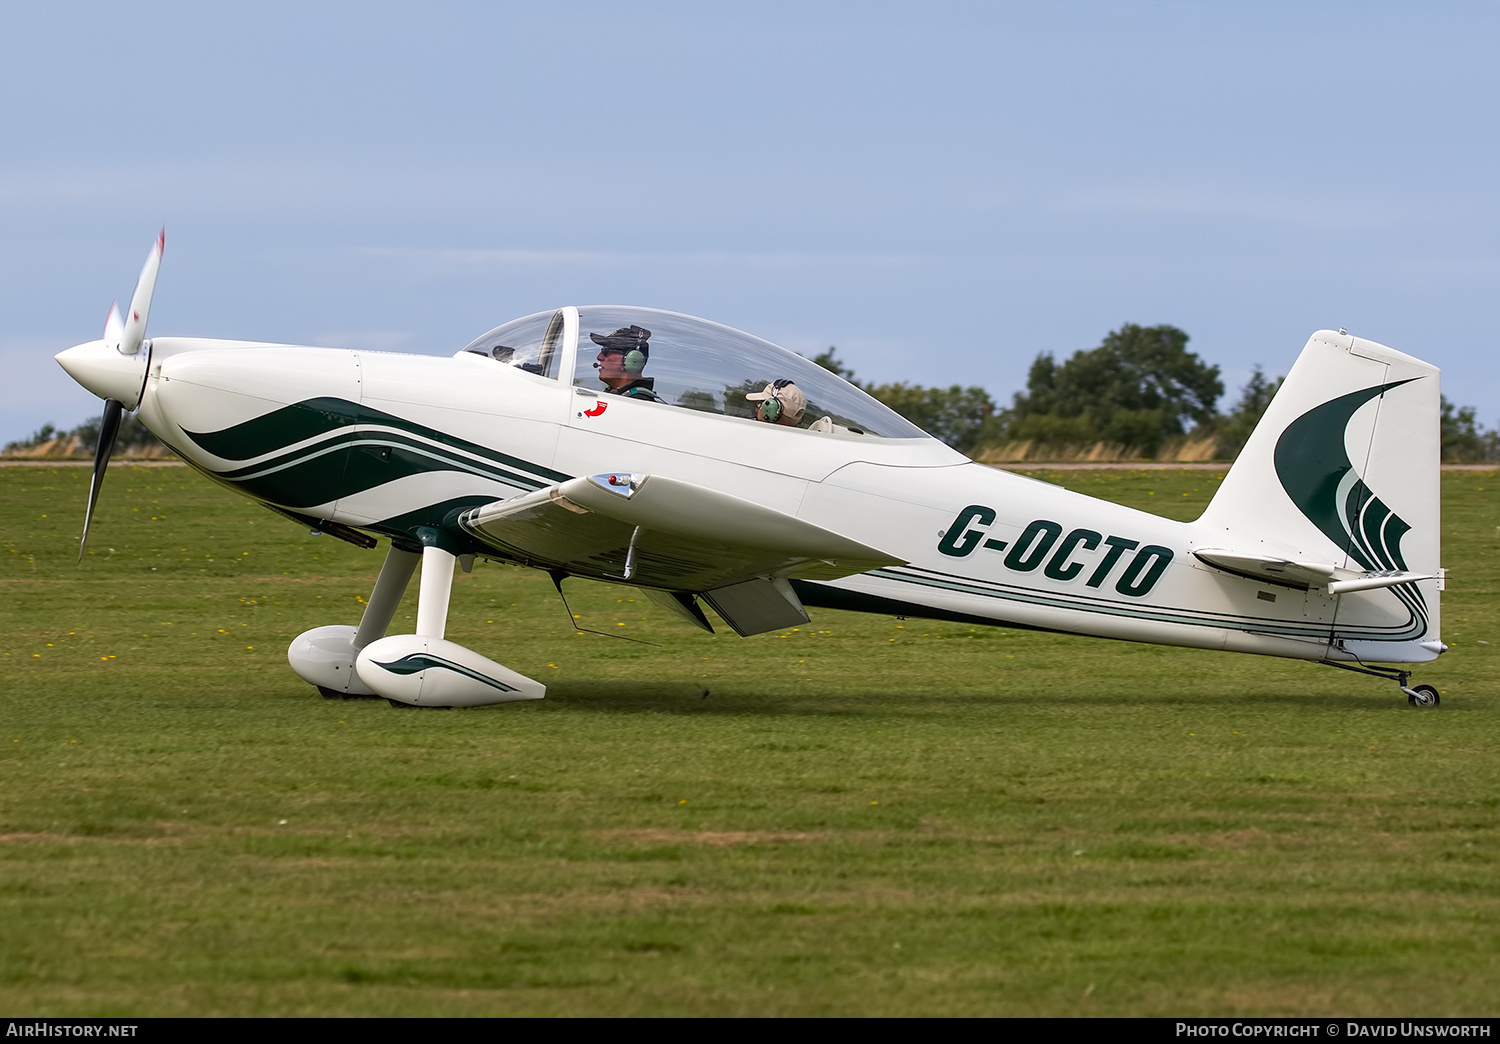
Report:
746,380,808,423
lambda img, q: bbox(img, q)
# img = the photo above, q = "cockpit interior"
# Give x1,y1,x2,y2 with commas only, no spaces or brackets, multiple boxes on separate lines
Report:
460,306,926,439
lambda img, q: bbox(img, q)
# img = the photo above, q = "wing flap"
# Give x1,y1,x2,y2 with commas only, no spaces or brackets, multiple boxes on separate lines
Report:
639,587,715,633
701,577,811,637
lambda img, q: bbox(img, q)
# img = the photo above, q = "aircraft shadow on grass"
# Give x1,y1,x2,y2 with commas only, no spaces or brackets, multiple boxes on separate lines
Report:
303,680,1411,716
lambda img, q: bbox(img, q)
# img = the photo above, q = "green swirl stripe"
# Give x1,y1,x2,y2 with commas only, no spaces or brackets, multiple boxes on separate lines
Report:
183,397,570,480
371,653,519,692
1272,379,1428,640
180,397,571,510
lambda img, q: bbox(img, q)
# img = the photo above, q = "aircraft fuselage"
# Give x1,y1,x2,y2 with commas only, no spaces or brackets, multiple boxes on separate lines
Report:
128,335,1436,667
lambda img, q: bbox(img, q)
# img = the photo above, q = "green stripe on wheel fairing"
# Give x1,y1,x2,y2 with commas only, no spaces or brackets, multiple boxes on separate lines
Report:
371,653,519,692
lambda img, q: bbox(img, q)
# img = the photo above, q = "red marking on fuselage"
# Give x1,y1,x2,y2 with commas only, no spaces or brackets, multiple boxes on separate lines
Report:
583,401,608,418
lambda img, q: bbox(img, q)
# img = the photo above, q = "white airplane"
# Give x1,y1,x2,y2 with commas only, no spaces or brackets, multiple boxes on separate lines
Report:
55,236,1448,708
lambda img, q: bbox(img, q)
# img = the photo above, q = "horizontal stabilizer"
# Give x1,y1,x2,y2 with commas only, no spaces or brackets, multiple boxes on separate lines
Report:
1326,570,1439,595
1194,548,1437,596
1193,548,1337,589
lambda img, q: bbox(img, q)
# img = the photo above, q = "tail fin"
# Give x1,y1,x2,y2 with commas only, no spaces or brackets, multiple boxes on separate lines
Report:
1199,330,1442,660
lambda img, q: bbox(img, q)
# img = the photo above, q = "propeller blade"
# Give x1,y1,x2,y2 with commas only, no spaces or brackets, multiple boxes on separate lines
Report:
79,398,124,562
118,229,164,357
103,301,124,352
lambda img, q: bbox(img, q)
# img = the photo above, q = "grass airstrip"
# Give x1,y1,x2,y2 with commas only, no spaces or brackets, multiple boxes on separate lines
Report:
1,464,1496,1017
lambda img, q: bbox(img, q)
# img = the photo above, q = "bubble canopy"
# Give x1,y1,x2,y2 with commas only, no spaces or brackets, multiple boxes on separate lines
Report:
463,306,927,440
461,309,566,378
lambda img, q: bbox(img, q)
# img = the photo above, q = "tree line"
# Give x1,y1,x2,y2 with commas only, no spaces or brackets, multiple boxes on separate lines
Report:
814,324,1500,463
3,414,164,458
6,324,1497,463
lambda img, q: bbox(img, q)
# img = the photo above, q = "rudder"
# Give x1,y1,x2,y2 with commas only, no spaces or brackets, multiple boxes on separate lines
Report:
1198,330,1442,661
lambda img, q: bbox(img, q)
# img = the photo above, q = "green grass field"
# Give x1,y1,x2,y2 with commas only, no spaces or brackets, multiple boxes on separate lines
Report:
1,464,1496,1017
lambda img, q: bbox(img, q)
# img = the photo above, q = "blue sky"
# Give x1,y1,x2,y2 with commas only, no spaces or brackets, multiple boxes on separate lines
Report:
4,1,1497,443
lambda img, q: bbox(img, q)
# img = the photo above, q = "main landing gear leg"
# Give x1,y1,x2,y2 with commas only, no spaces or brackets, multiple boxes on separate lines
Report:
370,546,454,709
355,545,422,650
1319,659,1440,708
289,544,420,699
354,545,546,708
414,544,454,641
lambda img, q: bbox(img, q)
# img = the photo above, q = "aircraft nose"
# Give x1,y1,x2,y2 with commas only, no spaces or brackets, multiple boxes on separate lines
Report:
55,339,150,409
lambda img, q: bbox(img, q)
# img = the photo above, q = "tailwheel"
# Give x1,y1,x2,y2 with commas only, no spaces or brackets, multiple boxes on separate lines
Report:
1406,684,1440,708
1321,659,1444,707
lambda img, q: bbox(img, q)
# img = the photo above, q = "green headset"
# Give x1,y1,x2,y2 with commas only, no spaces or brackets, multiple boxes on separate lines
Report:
593,346,647,374
757,379,795,422
590,326,651,376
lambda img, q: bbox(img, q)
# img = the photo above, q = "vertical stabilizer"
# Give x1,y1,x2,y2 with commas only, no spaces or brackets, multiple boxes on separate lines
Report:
1198,330,1442,660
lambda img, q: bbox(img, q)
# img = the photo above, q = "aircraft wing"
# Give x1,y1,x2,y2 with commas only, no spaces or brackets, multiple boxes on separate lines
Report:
457,471,904,601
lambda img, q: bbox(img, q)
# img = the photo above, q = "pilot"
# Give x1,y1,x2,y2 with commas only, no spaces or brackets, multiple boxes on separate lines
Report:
591,325,662,402
746,379,807,426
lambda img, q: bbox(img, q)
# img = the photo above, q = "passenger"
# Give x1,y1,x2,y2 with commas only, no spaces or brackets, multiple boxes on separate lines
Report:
746,380,807,426
591,325,662,402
